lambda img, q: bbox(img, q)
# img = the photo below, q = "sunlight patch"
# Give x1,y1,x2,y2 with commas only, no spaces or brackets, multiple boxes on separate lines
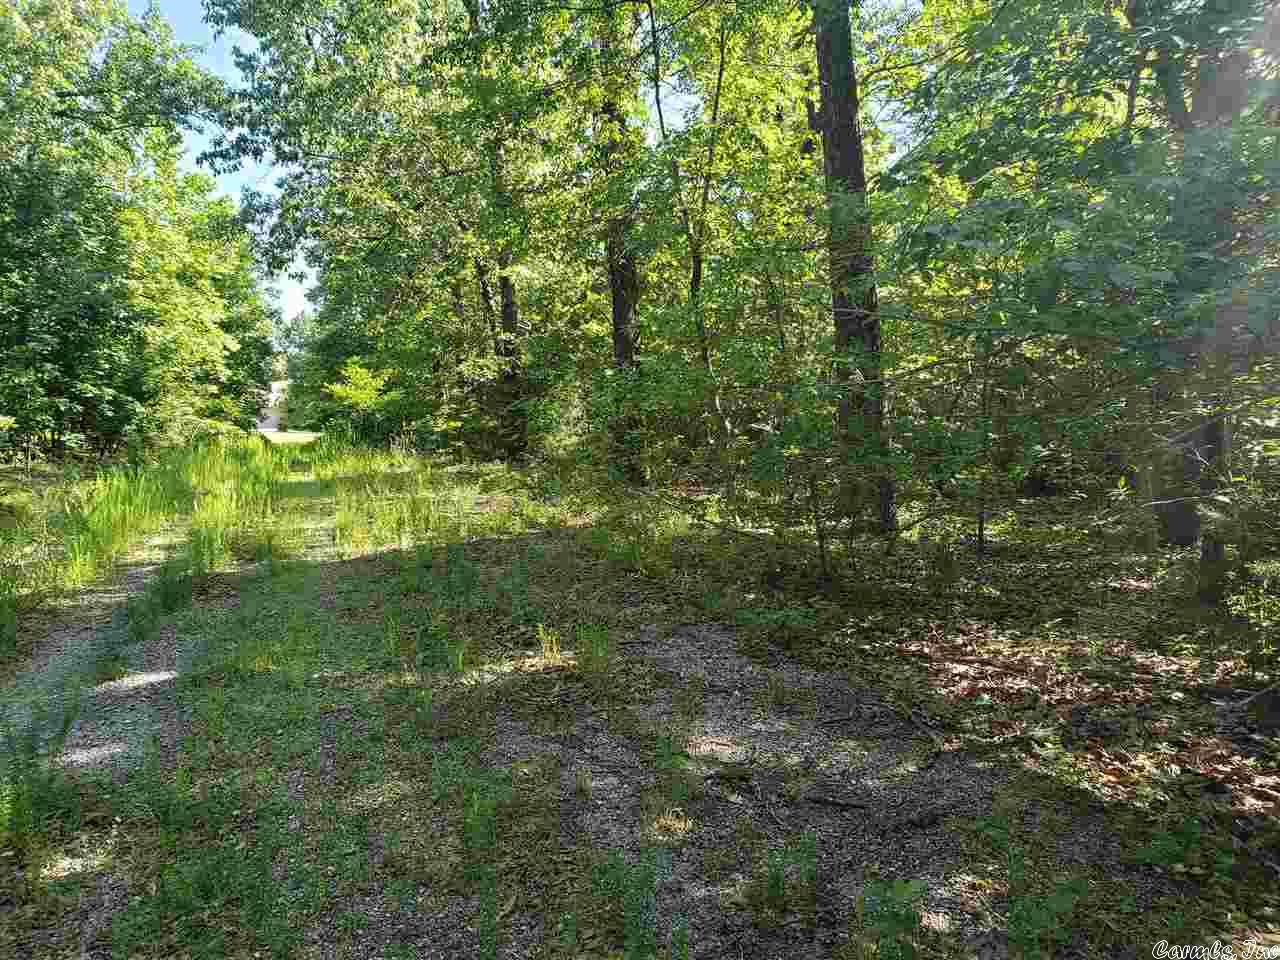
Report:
347,779,416,812
100,670,176,691
62,743,126,766
40,849,108,881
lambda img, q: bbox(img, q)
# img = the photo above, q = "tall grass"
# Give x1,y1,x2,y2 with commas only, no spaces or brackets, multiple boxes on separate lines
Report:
0,439,292,618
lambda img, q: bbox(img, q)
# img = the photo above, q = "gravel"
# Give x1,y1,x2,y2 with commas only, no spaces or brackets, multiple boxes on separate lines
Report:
1,550,205,777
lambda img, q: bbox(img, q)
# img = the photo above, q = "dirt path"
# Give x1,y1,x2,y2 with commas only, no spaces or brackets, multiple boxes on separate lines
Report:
5,451,1275,960
1,533,195,774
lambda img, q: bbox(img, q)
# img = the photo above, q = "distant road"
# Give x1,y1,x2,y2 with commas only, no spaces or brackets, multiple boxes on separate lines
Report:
258,429,319,445
256,380,318,444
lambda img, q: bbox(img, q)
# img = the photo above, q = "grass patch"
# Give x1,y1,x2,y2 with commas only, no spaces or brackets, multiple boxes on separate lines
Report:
3,441,1277,957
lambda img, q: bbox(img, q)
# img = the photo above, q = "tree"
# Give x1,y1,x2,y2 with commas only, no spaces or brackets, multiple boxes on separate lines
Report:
812,0,893,533
0,0,268,456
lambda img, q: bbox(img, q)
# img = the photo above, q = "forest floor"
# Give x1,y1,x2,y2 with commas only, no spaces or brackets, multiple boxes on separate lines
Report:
2,442,1278,959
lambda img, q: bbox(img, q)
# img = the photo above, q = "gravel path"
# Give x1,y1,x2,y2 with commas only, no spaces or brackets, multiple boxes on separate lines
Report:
0,539,202,777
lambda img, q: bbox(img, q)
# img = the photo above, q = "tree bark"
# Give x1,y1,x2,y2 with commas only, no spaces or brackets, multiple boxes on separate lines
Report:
597,21,644,481
475,258,500,358
812,0,894,533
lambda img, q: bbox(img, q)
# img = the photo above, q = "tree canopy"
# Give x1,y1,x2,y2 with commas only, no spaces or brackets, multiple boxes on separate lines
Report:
191,0,1279,591
0,0,274,457
3,0,1277,587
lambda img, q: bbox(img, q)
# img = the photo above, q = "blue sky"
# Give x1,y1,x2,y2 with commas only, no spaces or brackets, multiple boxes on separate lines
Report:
128,1,312,322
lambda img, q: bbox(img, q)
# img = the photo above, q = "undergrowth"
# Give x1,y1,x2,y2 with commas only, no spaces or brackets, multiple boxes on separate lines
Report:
1,439,1276,958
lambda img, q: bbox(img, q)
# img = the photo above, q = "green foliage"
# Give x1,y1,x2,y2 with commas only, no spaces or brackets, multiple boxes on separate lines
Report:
193,0,1277,615
0,594,17,658
0,694,80,859
855,878,927,960
575,623,615,676
1137,816,1238,882
592,849,664,959
980,812,1090,959
0,1,271,458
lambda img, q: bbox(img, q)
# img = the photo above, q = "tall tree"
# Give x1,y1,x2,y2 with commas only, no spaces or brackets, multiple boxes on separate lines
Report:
812,0,893,532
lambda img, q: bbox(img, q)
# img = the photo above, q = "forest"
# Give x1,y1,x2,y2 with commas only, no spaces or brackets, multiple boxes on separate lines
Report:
2,0,1279,957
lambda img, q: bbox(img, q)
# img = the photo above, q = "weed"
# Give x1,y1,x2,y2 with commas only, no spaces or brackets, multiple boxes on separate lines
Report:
763,849,788,912
700,838,737,880
0,594,17,656
1134,812,1244,891
429,743,475,802
794,829,819,908
575,623,614,674
495,561,533,621
152,557,193,612
1007,868,1087,959
187,523,229,577
90,651,129,685
592,849,663,959
0,693,80,861
383,607,410,666
981,811,1089,958
744,833,819,920
476,867,501,959
415,612,463,672
463,780,503,861
850,877,926,960
127,594,160,645
537,622,562,661
766,670,791,708
652,729,696,807
672,679,706,718
556,910,580,950
735,604,818,649
670,919,692,960
110,836,293,960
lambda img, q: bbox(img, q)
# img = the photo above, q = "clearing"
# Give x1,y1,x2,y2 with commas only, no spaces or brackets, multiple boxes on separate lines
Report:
2,439,1277,959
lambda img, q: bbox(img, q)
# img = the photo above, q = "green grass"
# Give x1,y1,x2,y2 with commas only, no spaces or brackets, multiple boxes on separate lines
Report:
0,438,302,670
2,440,1277,958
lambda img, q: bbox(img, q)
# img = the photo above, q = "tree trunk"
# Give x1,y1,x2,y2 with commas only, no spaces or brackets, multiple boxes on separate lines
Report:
496,251,526,457
812,0,894,533
607,221,644,483
475,259,500,358
597,22,644,484
608,227,639,372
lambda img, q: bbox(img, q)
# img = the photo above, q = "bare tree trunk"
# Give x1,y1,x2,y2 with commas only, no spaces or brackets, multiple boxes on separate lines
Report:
812,0,894,534
598,23,644,482
607,226,639,372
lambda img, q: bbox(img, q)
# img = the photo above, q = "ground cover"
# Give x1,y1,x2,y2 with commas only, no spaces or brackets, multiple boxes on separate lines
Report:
2,439,1277,959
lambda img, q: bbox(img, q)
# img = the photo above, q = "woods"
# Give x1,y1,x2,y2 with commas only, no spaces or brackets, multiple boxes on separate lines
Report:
0,2,273,458
3,0,1280,957
192,0,1279,591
